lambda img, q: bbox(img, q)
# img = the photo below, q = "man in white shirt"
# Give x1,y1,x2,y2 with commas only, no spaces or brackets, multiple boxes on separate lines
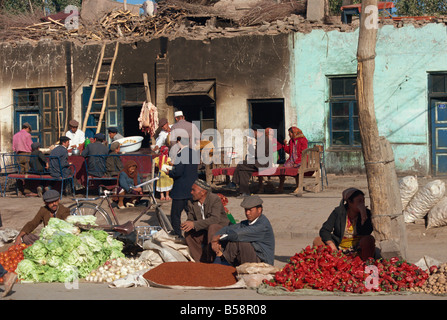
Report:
153,118,171,153
65,120,85,149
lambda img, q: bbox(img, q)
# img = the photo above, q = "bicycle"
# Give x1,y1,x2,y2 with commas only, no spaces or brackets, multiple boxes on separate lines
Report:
68,177,174,236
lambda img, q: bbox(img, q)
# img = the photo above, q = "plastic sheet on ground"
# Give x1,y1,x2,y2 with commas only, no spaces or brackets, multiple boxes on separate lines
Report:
108,268,150,288
145,277,246,290
256,283,414,296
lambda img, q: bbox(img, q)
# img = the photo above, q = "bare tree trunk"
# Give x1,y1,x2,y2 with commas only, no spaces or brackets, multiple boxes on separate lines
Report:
356,0,407,259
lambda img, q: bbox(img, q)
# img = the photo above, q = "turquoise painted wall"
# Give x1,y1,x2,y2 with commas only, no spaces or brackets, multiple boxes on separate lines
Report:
290,23,447,175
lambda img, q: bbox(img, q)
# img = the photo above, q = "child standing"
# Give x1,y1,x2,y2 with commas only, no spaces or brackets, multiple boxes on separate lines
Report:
153,146,173,201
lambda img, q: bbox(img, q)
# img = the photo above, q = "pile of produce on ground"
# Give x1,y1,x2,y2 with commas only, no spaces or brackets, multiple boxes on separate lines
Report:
16,218,125,283
143,261,238,287
410,263,447,295
0,244,30,284
84,257,151,283
263,245,429,294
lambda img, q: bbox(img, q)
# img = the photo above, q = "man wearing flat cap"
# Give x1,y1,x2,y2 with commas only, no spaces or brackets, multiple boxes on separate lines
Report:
182,179,231,263
49,136,73,179
107,127,124,142
82,133,109,177
66,119,85,150
15,190,70,245
211,195,275,266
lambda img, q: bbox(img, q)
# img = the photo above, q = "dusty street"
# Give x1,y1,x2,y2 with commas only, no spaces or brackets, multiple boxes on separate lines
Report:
0,174,447,305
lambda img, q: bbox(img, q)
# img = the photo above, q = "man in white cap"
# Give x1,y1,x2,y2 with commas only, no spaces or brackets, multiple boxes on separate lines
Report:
170,110,200,151
65,119,85,150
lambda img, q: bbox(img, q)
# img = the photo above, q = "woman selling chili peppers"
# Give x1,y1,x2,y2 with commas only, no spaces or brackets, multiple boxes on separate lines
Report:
313,187,376,261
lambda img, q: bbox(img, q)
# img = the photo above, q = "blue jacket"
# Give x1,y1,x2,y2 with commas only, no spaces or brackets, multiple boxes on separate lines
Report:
119,172,141,193
168,147,199,200
215,214,275,265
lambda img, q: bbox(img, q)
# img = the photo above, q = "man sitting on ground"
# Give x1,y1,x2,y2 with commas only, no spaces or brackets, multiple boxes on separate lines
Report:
182,179,230,263
14,190,70,245
211,195,275,266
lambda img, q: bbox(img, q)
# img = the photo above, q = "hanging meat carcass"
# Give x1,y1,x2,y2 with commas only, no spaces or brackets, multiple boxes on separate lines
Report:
138,101,159,136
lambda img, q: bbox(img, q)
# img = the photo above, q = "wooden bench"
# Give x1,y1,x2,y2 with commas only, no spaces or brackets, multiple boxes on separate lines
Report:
2,154,76,199
212,146,322,195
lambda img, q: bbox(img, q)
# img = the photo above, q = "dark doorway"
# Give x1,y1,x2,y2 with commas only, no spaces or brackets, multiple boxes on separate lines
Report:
122,105,151,149
249,99,286,163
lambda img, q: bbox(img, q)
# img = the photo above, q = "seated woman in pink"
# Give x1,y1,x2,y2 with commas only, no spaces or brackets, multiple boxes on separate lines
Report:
277,126,308,192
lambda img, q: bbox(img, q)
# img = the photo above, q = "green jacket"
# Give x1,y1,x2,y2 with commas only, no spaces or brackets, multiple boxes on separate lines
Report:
319,203,373,248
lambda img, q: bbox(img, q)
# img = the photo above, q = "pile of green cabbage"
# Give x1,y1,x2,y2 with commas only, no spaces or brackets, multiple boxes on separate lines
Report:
16,218,124,283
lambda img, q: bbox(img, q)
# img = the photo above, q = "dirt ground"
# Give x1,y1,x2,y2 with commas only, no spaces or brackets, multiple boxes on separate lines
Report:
1,174,447,303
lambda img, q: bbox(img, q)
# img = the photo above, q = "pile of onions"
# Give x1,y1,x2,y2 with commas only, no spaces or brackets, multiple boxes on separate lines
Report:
84,257,150,283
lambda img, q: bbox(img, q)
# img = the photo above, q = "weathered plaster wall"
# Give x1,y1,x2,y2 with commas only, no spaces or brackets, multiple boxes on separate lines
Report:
0,41,67,151
291,23,447,175
167,34,291,130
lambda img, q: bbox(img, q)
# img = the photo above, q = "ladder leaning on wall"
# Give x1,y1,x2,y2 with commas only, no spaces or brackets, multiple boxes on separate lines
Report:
82,42,120,134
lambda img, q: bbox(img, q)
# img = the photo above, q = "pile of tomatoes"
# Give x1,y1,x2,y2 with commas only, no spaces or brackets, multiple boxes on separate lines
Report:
0,244,29,283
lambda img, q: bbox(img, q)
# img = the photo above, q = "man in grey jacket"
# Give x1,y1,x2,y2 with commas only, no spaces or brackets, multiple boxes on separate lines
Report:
182,179,230,263
211,195,275,266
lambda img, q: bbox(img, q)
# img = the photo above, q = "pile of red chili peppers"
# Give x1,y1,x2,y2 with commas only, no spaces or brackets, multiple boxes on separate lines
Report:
264,245,429,293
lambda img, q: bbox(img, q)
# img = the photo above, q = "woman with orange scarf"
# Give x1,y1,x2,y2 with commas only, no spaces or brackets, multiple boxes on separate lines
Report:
117,160,143,209
277,126,308,192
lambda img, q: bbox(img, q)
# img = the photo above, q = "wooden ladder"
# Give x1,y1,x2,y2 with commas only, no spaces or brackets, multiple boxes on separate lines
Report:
82,42,119,134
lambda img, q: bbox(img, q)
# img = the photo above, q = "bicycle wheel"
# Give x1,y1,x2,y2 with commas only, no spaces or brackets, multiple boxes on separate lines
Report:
68,202,113,227
155,205,174,234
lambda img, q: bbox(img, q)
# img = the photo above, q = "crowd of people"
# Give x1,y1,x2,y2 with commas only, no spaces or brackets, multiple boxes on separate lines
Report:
3,113,377,297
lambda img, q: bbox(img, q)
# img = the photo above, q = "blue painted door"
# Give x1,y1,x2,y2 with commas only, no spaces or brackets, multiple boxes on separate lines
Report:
431,99,447,175
15,111,40,143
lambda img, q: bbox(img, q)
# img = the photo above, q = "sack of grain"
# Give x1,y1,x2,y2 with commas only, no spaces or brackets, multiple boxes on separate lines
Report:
399,175,418,210
403,180,445,223
427,196,447,229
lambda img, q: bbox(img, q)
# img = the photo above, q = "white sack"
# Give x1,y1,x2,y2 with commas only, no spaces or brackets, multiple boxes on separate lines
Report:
399,175,418,210
403,180,445,223
427,196,447,229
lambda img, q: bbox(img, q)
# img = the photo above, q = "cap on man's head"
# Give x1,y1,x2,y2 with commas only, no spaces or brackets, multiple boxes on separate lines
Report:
69,119,79,127
43,189,60,202
158,118,168,128
194,179,211,192
174,111,184,117
94,133,106,141
22,122,32,130
240,195,263,209
108,127,118,133
110,141,120,151
59,136,71,143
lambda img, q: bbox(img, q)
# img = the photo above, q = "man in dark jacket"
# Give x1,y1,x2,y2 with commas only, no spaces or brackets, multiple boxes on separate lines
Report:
167,136,199,237
82,133,109,177
15,190,70,245
49,136,72,178
211,195,275,266
182,179,230,262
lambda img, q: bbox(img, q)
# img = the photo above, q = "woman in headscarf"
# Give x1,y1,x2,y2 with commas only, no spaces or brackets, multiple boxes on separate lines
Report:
277,126,308,192
313,188,375,261
153,146,173,201
117,160,143,209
